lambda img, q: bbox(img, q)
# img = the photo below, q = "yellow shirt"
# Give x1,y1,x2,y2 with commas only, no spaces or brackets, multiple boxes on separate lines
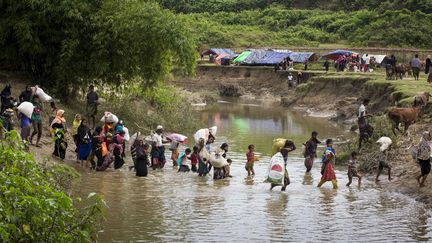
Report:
72,120,81,136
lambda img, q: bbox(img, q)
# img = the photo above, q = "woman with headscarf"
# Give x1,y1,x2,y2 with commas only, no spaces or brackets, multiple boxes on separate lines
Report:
317,139,338,189
77,119,92,166
416,131,431,187
112,131,125,169
133,137,150,177
1,84,13,114
51,110,67,160
197,138,210,177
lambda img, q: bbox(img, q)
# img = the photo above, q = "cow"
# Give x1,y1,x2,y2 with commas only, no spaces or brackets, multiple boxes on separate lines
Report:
394,64,410,80
413,92,431,108
387,107,422,135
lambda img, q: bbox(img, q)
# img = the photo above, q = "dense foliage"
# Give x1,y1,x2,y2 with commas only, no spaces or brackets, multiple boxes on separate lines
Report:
158,0,432,14
160,1,432,48
0,130,104,242
0,0,196,97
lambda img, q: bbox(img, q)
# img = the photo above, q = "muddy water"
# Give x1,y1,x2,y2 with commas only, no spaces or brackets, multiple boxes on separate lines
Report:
75,100,432,242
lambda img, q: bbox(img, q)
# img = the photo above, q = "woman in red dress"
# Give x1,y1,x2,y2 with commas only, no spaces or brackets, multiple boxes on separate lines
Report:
317,139,338,189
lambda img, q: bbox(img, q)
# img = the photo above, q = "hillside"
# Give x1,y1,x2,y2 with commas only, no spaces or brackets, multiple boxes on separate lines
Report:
158,0,432,48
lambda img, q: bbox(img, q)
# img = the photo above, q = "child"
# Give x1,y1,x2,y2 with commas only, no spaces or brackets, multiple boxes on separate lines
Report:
190,146,199,172
245,144,256,176
375,137,393,182
171,142,179,167
177,148,191,172
346,151,362,187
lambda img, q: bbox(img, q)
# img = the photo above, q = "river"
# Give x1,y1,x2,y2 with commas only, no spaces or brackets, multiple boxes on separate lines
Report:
75,99,432,242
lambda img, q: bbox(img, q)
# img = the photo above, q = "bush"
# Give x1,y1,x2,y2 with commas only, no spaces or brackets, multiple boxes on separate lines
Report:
0,130,104,242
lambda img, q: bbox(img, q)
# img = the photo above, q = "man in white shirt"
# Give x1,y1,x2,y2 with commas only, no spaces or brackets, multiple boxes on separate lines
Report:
363,54,370,72
150,125,169,169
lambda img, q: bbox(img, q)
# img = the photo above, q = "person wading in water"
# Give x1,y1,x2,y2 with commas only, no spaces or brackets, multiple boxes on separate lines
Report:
317,139,338,189
304,131,320,173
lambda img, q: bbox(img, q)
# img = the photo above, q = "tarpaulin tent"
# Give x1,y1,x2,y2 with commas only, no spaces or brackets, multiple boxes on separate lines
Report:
362,54,389,67
233,51,252,63
202,48,235,56
215,53,230,65
241,50,291,66
288,52,318,63
322,50,359,60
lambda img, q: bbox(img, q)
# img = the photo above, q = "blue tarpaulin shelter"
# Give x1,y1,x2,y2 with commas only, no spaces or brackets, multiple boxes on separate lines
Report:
288,52,317,63
202,48,235,56
241,50,291,66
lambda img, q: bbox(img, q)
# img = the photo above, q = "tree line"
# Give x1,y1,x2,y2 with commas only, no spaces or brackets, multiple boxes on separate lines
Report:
0,0,196,97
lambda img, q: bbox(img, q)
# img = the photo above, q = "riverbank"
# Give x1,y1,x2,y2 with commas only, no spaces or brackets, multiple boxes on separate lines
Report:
172,65,432,205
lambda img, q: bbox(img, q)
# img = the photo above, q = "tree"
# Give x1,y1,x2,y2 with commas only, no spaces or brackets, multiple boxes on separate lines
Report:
0,0,196,98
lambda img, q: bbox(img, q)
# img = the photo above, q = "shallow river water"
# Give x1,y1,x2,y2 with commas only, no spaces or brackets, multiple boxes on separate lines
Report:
75,100,432,242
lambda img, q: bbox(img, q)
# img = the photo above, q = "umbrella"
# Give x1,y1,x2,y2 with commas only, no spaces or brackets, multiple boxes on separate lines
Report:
167,133,188,144
322,50,359,60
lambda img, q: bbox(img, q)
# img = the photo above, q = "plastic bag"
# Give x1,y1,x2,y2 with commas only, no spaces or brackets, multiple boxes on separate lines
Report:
17,101,33,118
265,152,285,185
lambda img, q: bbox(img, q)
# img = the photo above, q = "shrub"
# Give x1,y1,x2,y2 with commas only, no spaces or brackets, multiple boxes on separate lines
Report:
0,130,104,242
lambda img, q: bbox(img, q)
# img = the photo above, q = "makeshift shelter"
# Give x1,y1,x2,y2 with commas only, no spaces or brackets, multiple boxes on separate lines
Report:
322,50,358,60
233,51,252,63
288,52,318,63
241,50,291,66
362,54,389,67
201,48,235,56
215,54,230,65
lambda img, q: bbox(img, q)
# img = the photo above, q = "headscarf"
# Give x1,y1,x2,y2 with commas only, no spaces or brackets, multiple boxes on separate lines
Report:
78,120,90,142
50,109,66,127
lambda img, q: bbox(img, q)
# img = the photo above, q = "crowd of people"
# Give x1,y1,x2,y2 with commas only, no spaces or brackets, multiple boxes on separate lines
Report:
0,82,431,190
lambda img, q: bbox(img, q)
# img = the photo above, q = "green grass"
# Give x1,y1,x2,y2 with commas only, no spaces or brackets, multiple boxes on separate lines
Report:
367,78,431,106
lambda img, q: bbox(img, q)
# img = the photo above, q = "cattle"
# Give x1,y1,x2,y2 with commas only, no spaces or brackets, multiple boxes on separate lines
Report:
387,107,422,135
413,92,431,108
394,64,410,80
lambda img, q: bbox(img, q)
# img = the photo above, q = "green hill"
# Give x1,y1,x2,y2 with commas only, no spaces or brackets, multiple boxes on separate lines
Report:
158,0,432,48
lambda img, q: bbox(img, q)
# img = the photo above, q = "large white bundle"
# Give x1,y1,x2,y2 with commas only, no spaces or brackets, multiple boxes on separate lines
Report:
376,136,392,152
209,153,229,168
123,127,130,141
198,148,228,168
208,126,217,136
194,129,208,144
265,152,285,185
100,112,119,124
194,126,218,144
17,102,34,118
34,86,53,102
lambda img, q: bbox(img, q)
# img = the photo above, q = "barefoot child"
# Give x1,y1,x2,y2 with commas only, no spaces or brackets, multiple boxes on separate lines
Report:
190,146,199,172
171,142,179,167
346,151,362,187
177,148,191,172
375,137,393,182
245,144,256,176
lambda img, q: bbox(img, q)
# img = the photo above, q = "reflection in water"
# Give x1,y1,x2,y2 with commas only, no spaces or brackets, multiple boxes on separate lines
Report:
302,173,314,185
74,100,431,242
